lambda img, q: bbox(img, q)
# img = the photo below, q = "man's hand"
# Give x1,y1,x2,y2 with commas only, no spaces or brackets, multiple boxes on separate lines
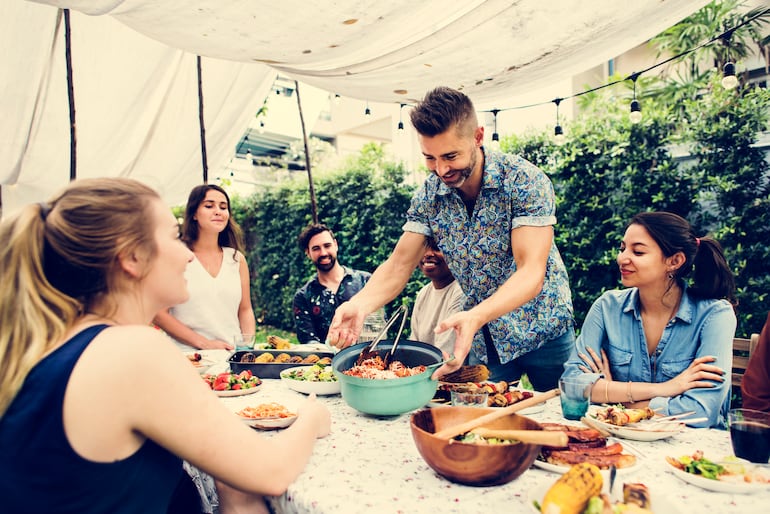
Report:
326,302,367,349
429,311,484,380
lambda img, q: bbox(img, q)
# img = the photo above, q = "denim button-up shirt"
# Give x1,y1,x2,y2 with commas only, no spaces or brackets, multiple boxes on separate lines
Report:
562,286,737,428
402,151,573,363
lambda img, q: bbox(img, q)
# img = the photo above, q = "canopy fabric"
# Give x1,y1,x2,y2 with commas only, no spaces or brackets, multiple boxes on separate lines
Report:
3,0,711,215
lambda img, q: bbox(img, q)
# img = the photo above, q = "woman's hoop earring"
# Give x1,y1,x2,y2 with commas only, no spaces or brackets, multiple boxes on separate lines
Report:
667,272,674,279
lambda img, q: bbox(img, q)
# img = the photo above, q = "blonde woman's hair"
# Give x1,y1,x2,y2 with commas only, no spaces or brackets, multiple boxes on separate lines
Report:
0,177,160,416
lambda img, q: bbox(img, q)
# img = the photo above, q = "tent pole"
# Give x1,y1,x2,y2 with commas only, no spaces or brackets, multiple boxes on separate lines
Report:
63,9,77,181
197,55,208,183
294,80,317,223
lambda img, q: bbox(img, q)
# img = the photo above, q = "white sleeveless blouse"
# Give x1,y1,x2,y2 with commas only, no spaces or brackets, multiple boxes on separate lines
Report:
169,247,243,350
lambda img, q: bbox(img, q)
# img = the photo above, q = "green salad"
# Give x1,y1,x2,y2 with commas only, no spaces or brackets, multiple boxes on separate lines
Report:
283,363,337,382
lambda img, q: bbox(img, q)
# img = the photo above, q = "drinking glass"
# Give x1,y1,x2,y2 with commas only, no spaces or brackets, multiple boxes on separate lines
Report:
233,333,256,350
358,309,387,343
559,376,594,420
451,390,489,408
728,408,770,463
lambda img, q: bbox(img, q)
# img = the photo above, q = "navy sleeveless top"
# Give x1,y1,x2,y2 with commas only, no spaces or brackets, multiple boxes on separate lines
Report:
0,325,182,513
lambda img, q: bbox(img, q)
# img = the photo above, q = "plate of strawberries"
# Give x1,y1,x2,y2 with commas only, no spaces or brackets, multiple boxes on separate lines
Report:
202,370,262,397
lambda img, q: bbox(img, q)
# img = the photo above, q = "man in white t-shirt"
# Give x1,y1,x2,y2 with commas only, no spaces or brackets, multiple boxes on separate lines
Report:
410,238,465,357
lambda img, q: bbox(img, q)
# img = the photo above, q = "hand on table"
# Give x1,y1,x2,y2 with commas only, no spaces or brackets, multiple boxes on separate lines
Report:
199,338,235,351
298,393,331,438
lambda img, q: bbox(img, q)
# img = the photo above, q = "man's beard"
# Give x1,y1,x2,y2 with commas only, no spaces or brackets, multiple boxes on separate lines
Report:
438,148,476,188
314,255,336,272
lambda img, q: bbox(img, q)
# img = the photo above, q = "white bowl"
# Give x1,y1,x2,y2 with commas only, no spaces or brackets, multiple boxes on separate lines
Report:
280,365,341,396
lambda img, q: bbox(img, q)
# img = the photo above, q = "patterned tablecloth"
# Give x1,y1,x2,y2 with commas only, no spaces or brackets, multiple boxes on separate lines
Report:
205,352,768,514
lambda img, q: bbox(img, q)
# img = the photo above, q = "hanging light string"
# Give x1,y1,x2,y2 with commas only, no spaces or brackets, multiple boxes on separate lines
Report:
472,7,768,117
398,103,405,130
629,72,642,124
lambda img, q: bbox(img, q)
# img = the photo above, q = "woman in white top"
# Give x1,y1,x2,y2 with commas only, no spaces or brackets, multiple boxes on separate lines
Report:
154,185,255,351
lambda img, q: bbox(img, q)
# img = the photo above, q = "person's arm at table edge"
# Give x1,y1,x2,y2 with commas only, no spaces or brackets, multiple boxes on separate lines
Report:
236,251,256,335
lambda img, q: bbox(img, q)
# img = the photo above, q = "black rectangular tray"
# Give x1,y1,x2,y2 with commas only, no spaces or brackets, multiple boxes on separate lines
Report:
228,349,334,379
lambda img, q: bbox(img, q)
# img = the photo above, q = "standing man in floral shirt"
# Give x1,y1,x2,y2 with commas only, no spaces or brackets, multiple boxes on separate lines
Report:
327,86,574,391
293,223,371,345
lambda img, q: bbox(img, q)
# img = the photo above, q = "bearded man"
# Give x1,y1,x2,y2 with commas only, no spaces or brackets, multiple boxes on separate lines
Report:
293,223,371,345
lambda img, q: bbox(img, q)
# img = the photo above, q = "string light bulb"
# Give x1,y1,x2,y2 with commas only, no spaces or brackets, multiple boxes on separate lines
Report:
629,73,642,124
397,103,405,131
333,93,341,105
722,62,738,89
553,98,565,145
364,100,371,118
490,109,500,150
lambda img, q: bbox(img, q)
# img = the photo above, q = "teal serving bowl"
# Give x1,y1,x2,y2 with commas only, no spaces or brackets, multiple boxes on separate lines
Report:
331,339,442,416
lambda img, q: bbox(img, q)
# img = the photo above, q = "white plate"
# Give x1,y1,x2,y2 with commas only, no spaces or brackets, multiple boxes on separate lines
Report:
666,459,770,494
532,437,641,475
528,478,682,514
280,366,341,395
214,385,261,397
237,413,297,429
584,409,684,441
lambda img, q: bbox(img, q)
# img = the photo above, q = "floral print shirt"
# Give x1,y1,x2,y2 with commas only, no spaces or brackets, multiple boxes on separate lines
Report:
402,150,573,363
293,266,371,344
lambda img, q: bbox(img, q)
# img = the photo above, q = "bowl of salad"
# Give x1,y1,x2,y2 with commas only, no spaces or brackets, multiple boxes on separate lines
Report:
280,363,340,395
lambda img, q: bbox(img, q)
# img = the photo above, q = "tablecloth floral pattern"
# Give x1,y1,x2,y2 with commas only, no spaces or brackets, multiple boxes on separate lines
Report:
204,352,768,514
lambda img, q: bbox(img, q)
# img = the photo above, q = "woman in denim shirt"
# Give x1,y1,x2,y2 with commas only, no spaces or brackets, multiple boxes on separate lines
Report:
562,212,737,428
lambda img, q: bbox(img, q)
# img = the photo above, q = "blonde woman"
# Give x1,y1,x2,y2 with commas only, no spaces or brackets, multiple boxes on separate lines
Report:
0,178,330,513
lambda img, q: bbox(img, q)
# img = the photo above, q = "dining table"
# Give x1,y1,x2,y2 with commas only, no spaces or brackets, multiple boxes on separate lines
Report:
203,350,768,514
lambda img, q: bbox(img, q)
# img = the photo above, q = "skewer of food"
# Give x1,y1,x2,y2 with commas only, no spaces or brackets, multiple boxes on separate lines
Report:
593,405,655,426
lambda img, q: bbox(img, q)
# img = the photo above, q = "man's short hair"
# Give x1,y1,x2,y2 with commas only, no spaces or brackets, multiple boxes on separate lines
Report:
409,86,478,138
298,223,334,251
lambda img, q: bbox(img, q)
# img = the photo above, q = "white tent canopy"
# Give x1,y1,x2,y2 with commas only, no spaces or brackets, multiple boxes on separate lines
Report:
2,0,711,215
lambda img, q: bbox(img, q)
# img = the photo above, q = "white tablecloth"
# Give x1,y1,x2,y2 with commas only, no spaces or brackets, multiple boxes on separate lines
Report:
204,352,768,514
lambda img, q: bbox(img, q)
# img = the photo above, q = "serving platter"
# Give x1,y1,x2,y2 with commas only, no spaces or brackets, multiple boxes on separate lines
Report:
528,479,683,514
665,458,770,494
584,407,684,441
532,437,641,475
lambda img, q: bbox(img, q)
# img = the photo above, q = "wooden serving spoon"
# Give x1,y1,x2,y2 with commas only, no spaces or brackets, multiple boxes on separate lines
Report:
466,427,568,446
433,388,560,440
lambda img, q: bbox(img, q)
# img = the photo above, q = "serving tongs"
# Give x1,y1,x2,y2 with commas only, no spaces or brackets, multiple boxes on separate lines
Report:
354,305,409,367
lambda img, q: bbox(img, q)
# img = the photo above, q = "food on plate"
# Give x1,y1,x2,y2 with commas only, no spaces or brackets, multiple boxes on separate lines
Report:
301,354,320,364
254,352,274,363
202,370,261,391
537,464,654,514
288,355,304,363
519,372,535,391
283,363,337,382
342,355,427,379
593,405,655,426
666,450,770,483
441,364,490,383
267,334,292,349
434,380,534,407
186,352,202,362
540,462,603,514
274,352,291,363
538,423,637,469
237,402,295,419
240,353,256,363
318,356,332,366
